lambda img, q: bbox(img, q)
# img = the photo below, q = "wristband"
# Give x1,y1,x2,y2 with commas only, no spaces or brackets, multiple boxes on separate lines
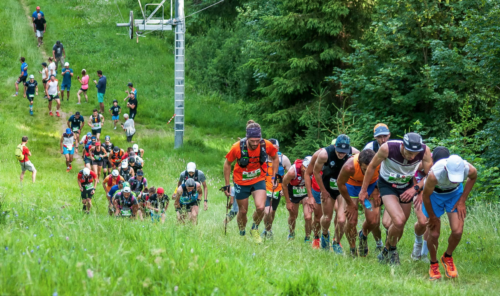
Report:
204,200,208,202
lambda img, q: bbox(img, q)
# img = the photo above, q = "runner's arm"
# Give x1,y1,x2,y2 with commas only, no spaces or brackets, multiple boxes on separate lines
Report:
35,85,38,95
223,159,233,187
362,144,388,191
351,147,360,155
52,50,55,59
202,181,208,201
281,167,296,203
90,148,96,161
59,136,64,153
416,146,433,190
422,173,438,221
337,160,355,206
312,150,328,193
67,120,71,128
175,186,183,208
304,153,316,200
101,114,105,125
282,155,292,172
460,164,478,202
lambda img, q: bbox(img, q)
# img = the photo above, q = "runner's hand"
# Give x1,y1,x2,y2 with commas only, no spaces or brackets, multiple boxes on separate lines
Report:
61,150,64,154
345,202,358,222
401,188,417,202
80,187,83,192
359,189,368,204
452,200,467,221
427,216,440,231
413,192,423,210
372,194,381,208
321,190,331,201
204,201,208,211
224,186,231,197
286,201,293,212
305,197,315,212
227,200,233,210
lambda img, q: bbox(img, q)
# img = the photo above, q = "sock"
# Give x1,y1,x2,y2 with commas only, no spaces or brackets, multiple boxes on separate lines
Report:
444,252,452,258
415,233,423,244
322,232,329,239
314,235,320,239
16,92,18,95
383,247,389,255
430,261,438,265
29,106,33,111
360,231,368,240
389,246,397,252
239,230,245,236
376,240,384,247
251,223,258,230
83,205,86,211
421,240,429,256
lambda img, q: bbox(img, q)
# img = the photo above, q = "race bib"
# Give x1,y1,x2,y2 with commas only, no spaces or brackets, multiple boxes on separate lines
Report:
292,186,307,196
93,122,101,128
266,190,280,199
121,208,132,217
242,169,261,181
329,178,338,189
29,94,34,98
84,183,94,190
72,126,79,132
388,173,412,184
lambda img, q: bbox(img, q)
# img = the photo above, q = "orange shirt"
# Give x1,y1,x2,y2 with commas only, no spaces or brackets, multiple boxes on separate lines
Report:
265,160,282,193
226,139,278,186
347,154,380,186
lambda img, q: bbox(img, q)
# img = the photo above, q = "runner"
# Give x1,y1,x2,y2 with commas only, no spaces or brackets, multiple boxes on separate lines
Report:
23,75,38,116
14,57,28,97
33,13,46,47
422,155,477,280
128,156,144,173
60,62,73,101
109,100,121,129
146,187,170,223
304,157,324,249
106,180,124,214
337,149,383,257
17,136,37,184
79,132,92,149
119,160,135,181
60,128,75,172
307,134,359,254
52,41,66,71
113,187,140,219
132,144,145,158
39,62,49,98
48,57,56,78
103,169,124,195
78,167,97,214
360,132,432,265
129,169,148,200
110,146,125,170
223,120,278,243
90,141,106,180
125,92,138,119
364,123,391,152
101,136,114,176
88,109,104,140
177,162,207,211
261,138,291,238
46,75,61,117
77,69,89,104
32,6,44,21
282,156,313,241
67,112,84,153
174,179,203,224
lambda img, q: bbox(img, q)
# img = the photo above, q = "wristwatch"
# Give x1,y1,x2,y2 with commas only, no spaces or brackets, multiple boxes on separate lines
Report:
413,185,420,192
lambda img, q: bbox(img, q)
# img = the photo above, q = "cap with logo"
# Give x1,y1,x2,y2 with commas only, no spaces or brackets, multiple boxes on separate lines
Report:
121,161,128,168
335,134,351,154
64,62,69,67
29,74,35,79
374,123,390,137
403,132,423,152
123,187,131,193
112,170,119,177
113,146,120,153
446,155,466,183
137,170,144,176
269,138,279,147
185,178,196,187
105,135,110,141
95,141,101,146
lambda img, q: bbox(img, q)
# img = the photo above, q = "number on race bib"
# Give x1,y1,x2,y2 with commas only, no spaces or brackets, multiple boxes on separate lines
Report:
242,169,261,181
72,127,79,131
29,94,34,98
292,186,307,196
266,190,280,199
388,173,412,184
330,178,338,189
84,184,94,190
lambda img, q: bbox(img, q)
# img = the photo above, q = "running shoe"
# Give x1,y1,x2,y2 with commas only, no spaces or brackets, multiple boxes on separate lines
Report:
49,111,53,116
250,229,262,244
239,230,246,237
69,164,72,170
320,233,330,250
429,263,442,281
376,241,384,253
29,110,33,116
303,236,310,243
358,230,369,257
389,249,400,266
411,242,423,261
77,102,81,105
66,167,70,172
12,93,18,97
312,238,320,249
378,248,389,264
331,241,344,255
57,111,60,117
114,127,117,130
440,254,458,278
261,230,273,240
288,232,295,241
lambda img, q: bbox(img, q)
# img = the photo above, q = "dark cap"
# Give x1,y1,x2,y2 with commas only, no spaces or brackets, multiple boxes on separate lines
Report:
403,132,423,152
41,62,47,67
269,138,279,146
113,99,118,103
373,123,390,137
335,134,351,154
56,40,61,45
75,111,80,115
128,157,135,163
137,170,144,176
127,82,133,87
113,147,120,153
432,146,450,164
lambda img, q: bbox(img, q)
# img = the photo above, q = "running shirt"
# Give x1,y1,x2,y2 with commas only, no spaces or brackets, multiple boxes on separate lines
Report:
179,170,206,184
21,62,28,76
180,184,199,204
47,79,58,95
20,146,30,163
110,105,121,116
104,175,124,191
264,153,291,193
148,193,169,209
364,140,380,152
110,150,124,164
61,68,73,85
62,133,75,149
33,18,46,31
102,142,114,158
90,115,102,130
107,184,120,198
347,154,380,187
41,68,49,81
427,159,469,192
24,80,37,95
129,177,148,192
312,145,352,192
78,170,97,185
68,115,85,131
379,140,426,185
225,139,278,186
81,75,89,90
287,163,308,198
48,62,56,77
92,147,106,161
119,167,133,181
115,192,138,208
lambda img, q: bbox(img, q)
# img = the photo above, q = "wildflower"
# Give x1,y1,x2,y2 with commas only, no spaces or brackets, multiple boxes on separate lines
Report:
87,269,94,278
174,286,178,292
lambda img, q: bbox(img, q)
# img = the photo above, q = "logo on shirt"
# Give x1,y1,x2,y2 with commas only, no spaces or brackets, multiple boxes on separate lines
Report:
330,161,336,167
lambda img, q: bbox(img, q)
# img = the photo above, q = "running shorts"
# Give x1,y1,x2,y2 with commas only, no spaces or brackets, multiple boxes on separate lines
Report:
20,161,35,172
63,146,75,155
81,187,94,199
102,158,111,169
92,160,104,166
84,157,92,164
48,94,59,101
61,83,71,91
265,193,281,211
288,183,308,204
178,200,199,212
17,76,27,84
97,92,104,103
91,128,101,135
422,184,463,218
311,188,322,205
378,177,414,204
233,180,266,200
27,94,35,102
346,181,378,198
112,115,119,120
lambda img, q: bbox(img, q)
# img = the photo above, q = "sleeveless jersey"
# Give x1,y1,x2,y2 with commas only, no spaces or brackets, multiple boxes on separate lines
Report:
92,147,106,161
379,141,426,185
180,184,199,204
287,163,308,198
91,115,102,130
62,133,74,149
347,154,379,186
312,145,352,192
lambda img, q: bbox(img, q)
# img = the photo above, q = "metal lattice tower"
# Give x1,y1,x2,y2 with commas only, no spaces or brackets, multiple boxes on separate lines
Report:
174,0,185,148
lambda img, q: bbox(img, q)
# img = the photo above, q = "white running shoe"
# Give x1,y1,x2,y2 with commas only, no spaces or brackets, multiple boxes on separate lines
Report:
411,242,423,261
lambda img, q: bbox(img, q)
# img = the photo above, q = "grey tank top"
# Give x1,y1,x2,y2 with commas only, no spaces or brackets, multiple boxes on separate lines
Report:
379,141,426,184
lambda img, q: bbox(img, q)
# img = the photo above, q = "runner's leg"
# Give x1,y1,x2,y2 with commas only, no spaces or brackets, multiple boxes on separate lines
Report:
334,196,347,245
383,195,410,248
251,189,267,228
287,202,299,235
77,90,81,103
320,194,334,236
190,205,199,225
344,197,359,248
302,201,312,238
236,198,249,232
445,212,464,256
313,202,322,238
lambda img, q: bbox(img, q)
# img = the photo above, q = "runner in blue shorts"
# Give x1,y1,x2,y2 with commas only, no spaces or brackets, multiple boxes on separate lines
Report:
60,128,75,172
109,100,121,129
422,155,477,280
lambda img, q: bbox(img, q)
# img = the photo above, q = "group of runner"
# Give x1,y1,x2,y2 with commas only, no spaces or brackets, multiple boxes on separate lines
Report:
223,120,477,280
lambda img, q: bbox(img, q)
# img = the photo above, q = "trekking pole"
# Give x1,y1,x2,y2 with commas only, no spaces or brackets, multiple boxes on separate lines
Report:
265,175,282,242
220,185,230,235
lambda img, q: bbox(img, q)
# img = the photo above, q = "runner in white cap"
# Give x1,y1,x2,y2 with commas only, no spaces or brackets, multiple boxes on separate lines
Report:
23,74,38,116
132,144,145,158
177,162,208,211
423,155,477,280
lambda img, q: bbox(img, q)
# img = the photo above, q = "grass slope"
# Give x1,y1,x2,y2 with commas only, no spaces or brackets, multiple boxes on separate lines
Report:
1,0,499,295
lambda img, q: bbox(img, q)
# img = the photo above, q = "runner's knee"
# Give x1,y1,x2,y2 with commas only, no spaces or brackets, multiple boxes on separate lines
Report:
392,217,406,230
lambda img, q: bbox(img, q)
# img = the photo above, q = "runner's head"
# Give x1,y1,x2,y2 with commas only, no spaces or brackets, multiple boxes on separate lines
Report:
48,57,53,62
148,187,156,195
136,169,144,180
91,136,97,144
95,141,101,149
269,138,279,151
185,178,196,191
83,167,91,176
111,169,119,178
22,136,28,144
82,69,86,76
41,62,47,68
64,62,69,69
358,149,376,174
20,57,25,63
187,162,196,176
128,157,135,165
123,181,130,189
335,134,351,158
118,180,124,189
92,109,98,116
133,144,139,153
127,147,133,153
432,146,450,164
124,114,129,119
445,155,466,183
402,132,423,160
86,132,92,137
75,111,81,119
121,161,128,169
97,70,103,77
105,135,111,143
129,92,135,99
113,146,120,154
123,186,131,197
246,120,262,150
29,74,34,82
374,123,390,146
113,100,118,106
157,187,164,197
128,82,133,90
65,128,72,135
301,156,312,174
36,6,41,12
50,75,56,81
37,13,42,20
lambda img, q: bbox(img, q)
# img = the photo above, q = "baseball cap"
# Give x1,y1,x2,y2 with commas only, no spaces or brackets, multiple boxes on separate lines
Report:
91,136,97,141
128,157,135,163
75,111,80,115
65,128,72,134
36,6,40,9
105,135,110,141
446,155,466,183
302,156,312,168
133,144,139,153
269,138,279,146
111,170,119,177
121,161,128,168
86,132,92,137
123,187,131,193
113,99,118,103
157,187,164,194
187,162,196,172
432,146,450,164
113,146,120,153
64,62,69,67
185,178,196,187
137,170,144,176
128,82,133,87
29,74,35,79
403,132,423,152
335,134,351,154
374,123,390,137
95,141,101,146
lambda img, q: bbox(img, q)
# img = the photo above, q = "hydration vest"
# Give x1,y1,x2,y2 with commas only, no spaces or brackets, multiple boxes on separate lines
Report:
372,140,380,153
289,159,304,186
120,167,133,181
111,150,124,162
107,175,123,187
183,170,199,183
180,184,198,204
237,137,267,168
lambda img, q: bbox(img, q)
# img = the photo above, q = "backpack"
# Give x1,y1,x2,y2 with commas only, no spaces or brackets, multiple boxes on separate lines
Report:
289,159,304,186
183,170,199,183
107,175,123,187
237,137,267,168
15,144,25,161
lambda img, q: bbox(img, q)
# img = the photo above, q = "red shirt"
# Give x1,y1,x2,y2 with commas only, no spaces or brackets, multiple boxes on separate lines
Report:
20,146,30,163
78,170,97,184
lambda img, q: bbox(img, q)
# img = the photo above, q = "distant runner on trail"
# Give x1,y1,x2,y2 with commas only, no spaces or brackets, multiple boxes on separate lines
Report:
146,187,169,223
307,134,360,255
67,112,84,153
261,138,291,239
93,70,107,113
106,180,124,213
102,136,114,176
423,155,477,280
119,160,135,181
109,100,121,129
129,169,148,200
282,156,312,241
132,144,144,158
113,186,140,219
60,62,72,101
177,162,208,211
46,75,61,117
82,136,96,169
223,120,278,244
39,62,49,98
360,132,432,265
88,109,104,140
60,128,75,172
14,57,28,97
78,167,97,214
364,123,391,153
53,41,66,71
18,136,37,184
33,13,46,47
23,75,38,116
77,69,89,104
90,141,106,180
109,146,125,169
174,179,203,224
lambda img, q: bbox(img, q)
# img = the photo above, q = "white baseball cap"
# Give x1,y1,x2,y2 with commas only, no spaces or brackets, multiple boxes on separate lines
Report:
121,161,128,168
302,156,312,168
111,169,119,177
187,162,196,173
123,187,131,193
133,144,139,153
64,62,69,67
83,168,91,176
29,74,35,79
446,155,466,183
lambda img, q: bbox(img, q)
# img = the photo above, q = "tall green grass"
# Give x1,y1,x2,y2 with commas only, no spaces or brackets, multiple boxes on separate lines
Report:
1,0,499,295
